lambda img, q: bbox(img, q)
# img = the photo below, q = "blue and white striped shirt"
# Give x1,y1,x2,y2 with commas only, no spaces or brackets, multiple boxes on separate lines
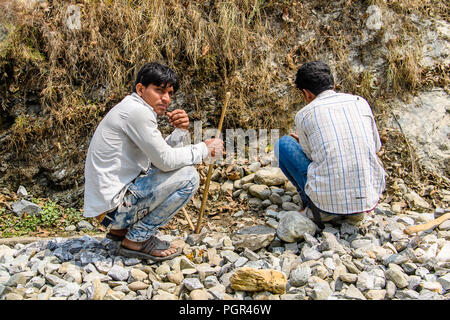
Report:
295,90,386,214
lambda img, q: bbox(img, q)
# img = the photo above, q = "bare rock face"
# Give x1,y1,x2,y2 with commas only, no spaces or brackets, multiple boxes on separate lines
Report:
389,89,450,178
229,267,287,294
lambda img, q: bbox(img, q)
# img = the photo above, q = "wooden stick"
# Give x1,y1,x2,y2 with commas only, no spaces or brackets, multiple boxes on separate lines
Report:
404,212,450,235
182,207,195,231
195,91,231,234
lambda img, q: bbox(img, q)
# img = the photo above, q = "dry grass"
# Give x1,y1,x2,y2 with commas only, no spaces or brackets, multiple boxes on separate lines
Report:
0,0,448,203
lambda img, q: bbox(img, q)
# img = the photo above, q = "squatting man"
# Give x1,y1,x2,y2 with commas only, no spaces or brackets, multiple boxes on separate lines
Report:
275,60,386,227
83,62,223,261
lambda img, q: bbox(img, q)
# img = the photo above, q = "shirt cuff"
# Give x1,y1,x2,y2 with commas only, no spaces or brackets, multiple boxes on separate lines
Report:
200,142,208,159
170,128,188,140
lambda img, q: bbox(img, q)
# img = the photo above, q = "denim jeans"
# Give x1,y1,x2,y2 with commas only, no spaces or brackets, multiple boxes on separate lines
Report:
108,165,199,242
274,135,312,209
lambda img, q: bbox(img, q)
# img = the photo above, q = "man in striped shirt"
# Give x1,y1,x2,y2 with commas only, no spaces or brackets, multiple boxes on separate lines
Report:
275,61,386,228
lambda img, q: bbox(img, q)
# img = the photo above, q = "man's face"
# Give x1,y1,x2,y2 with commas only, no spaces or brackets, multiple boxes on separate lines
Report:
136,83,174,116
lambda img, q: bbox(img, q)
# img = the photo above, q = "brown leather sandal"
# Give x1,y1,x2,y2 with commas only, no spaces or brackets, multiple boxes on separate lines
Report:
105,229,128,241
117,235,181,261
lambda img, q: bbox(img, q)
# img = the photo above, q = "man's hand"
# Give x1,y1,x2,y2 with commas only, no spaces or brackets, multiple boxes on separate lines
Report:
204,138,224,158
289,132,299,142
166,109,189,130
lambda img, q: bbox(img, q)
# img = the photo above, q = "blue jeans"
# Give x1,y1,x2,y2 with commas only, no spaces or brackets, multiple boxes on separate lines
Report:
108,165,199,242
274,135,312,209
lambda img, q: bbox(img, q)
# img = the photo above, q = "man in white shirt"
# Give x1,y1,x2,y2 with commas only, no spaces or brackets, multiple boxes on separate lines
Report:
275,61,386,229
83,62,223,260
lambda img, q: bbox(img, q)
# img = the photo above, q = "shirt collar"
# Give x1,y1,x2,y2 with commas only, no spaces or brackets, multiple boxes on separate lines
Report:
130,92,157,117
315,89,336,100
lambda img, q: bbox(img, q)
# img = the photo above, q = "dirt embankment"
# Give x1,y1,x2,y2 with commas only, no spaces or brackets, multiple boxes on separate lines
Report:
0,0,448,209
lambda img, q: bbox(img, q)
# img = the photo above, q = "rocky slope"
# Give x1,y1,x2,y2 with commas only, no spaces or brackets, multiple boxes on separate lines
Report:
1,163,449,300
0,0,449,206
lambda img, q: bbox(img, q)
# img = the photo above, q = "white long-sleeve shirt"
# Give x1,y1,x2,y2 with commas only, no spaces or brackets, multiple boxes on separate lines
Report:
295,90,386,214
83,93,207,217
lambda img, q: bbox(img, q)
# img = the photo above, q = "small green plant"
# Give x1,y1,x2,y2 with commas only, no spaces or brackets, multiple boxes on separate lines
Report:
39,201,61,227
0,199,99,238
64,207,84,226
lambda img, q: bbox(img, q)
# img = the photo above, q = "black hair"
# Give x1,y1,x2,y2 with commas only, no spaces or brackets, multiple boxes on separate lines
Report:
133,62,179,93
294,61,334,95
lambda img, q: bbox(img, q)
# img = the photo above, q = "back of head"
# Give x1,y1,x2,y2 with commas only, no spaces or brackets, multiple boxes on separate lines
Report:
133,62,179,92
295,61,334,95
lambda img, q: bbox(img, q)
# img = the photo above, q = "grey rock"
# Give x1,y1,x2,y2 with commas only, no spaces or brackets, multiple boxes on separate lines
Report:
243,248,259,262
77,220,94,231
281,202,301,211
11,200,42,217
180,257,197,270
248,162,261,173
204,276,219,289
107,265,129,281
292,194,302,205
185,232,208,246
220,250,240,263
401,262,417,275
351,239,374,249
232,225,276,251
269,193,283,205
264,209,279,219
290,265,311,287
310,282,332,300
79,251,105,266
123,257,141,266
284,242,299,254
25,276,46,289
436,242,450,262
437,273,450,291
407,275,422,290
277,211,317,242
233,210,245,217
301,246,322,261
241,173,255,184
395,289,420,300
254,167,286,186
248,184,271,200
53,282,81,297
415,267,430,278
344,284,367,300
45,274,65,286
418,289,444,300
266,217,279,229
248,197,263,210
319,232,347,255
53,248,73,262
234,257,248,268
261,199,272,208
356,269,385,291
244,260,271,270
183,278,204,291
17,186,28,197
6,272,32,287
385,264,409,289
404,191,432,210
